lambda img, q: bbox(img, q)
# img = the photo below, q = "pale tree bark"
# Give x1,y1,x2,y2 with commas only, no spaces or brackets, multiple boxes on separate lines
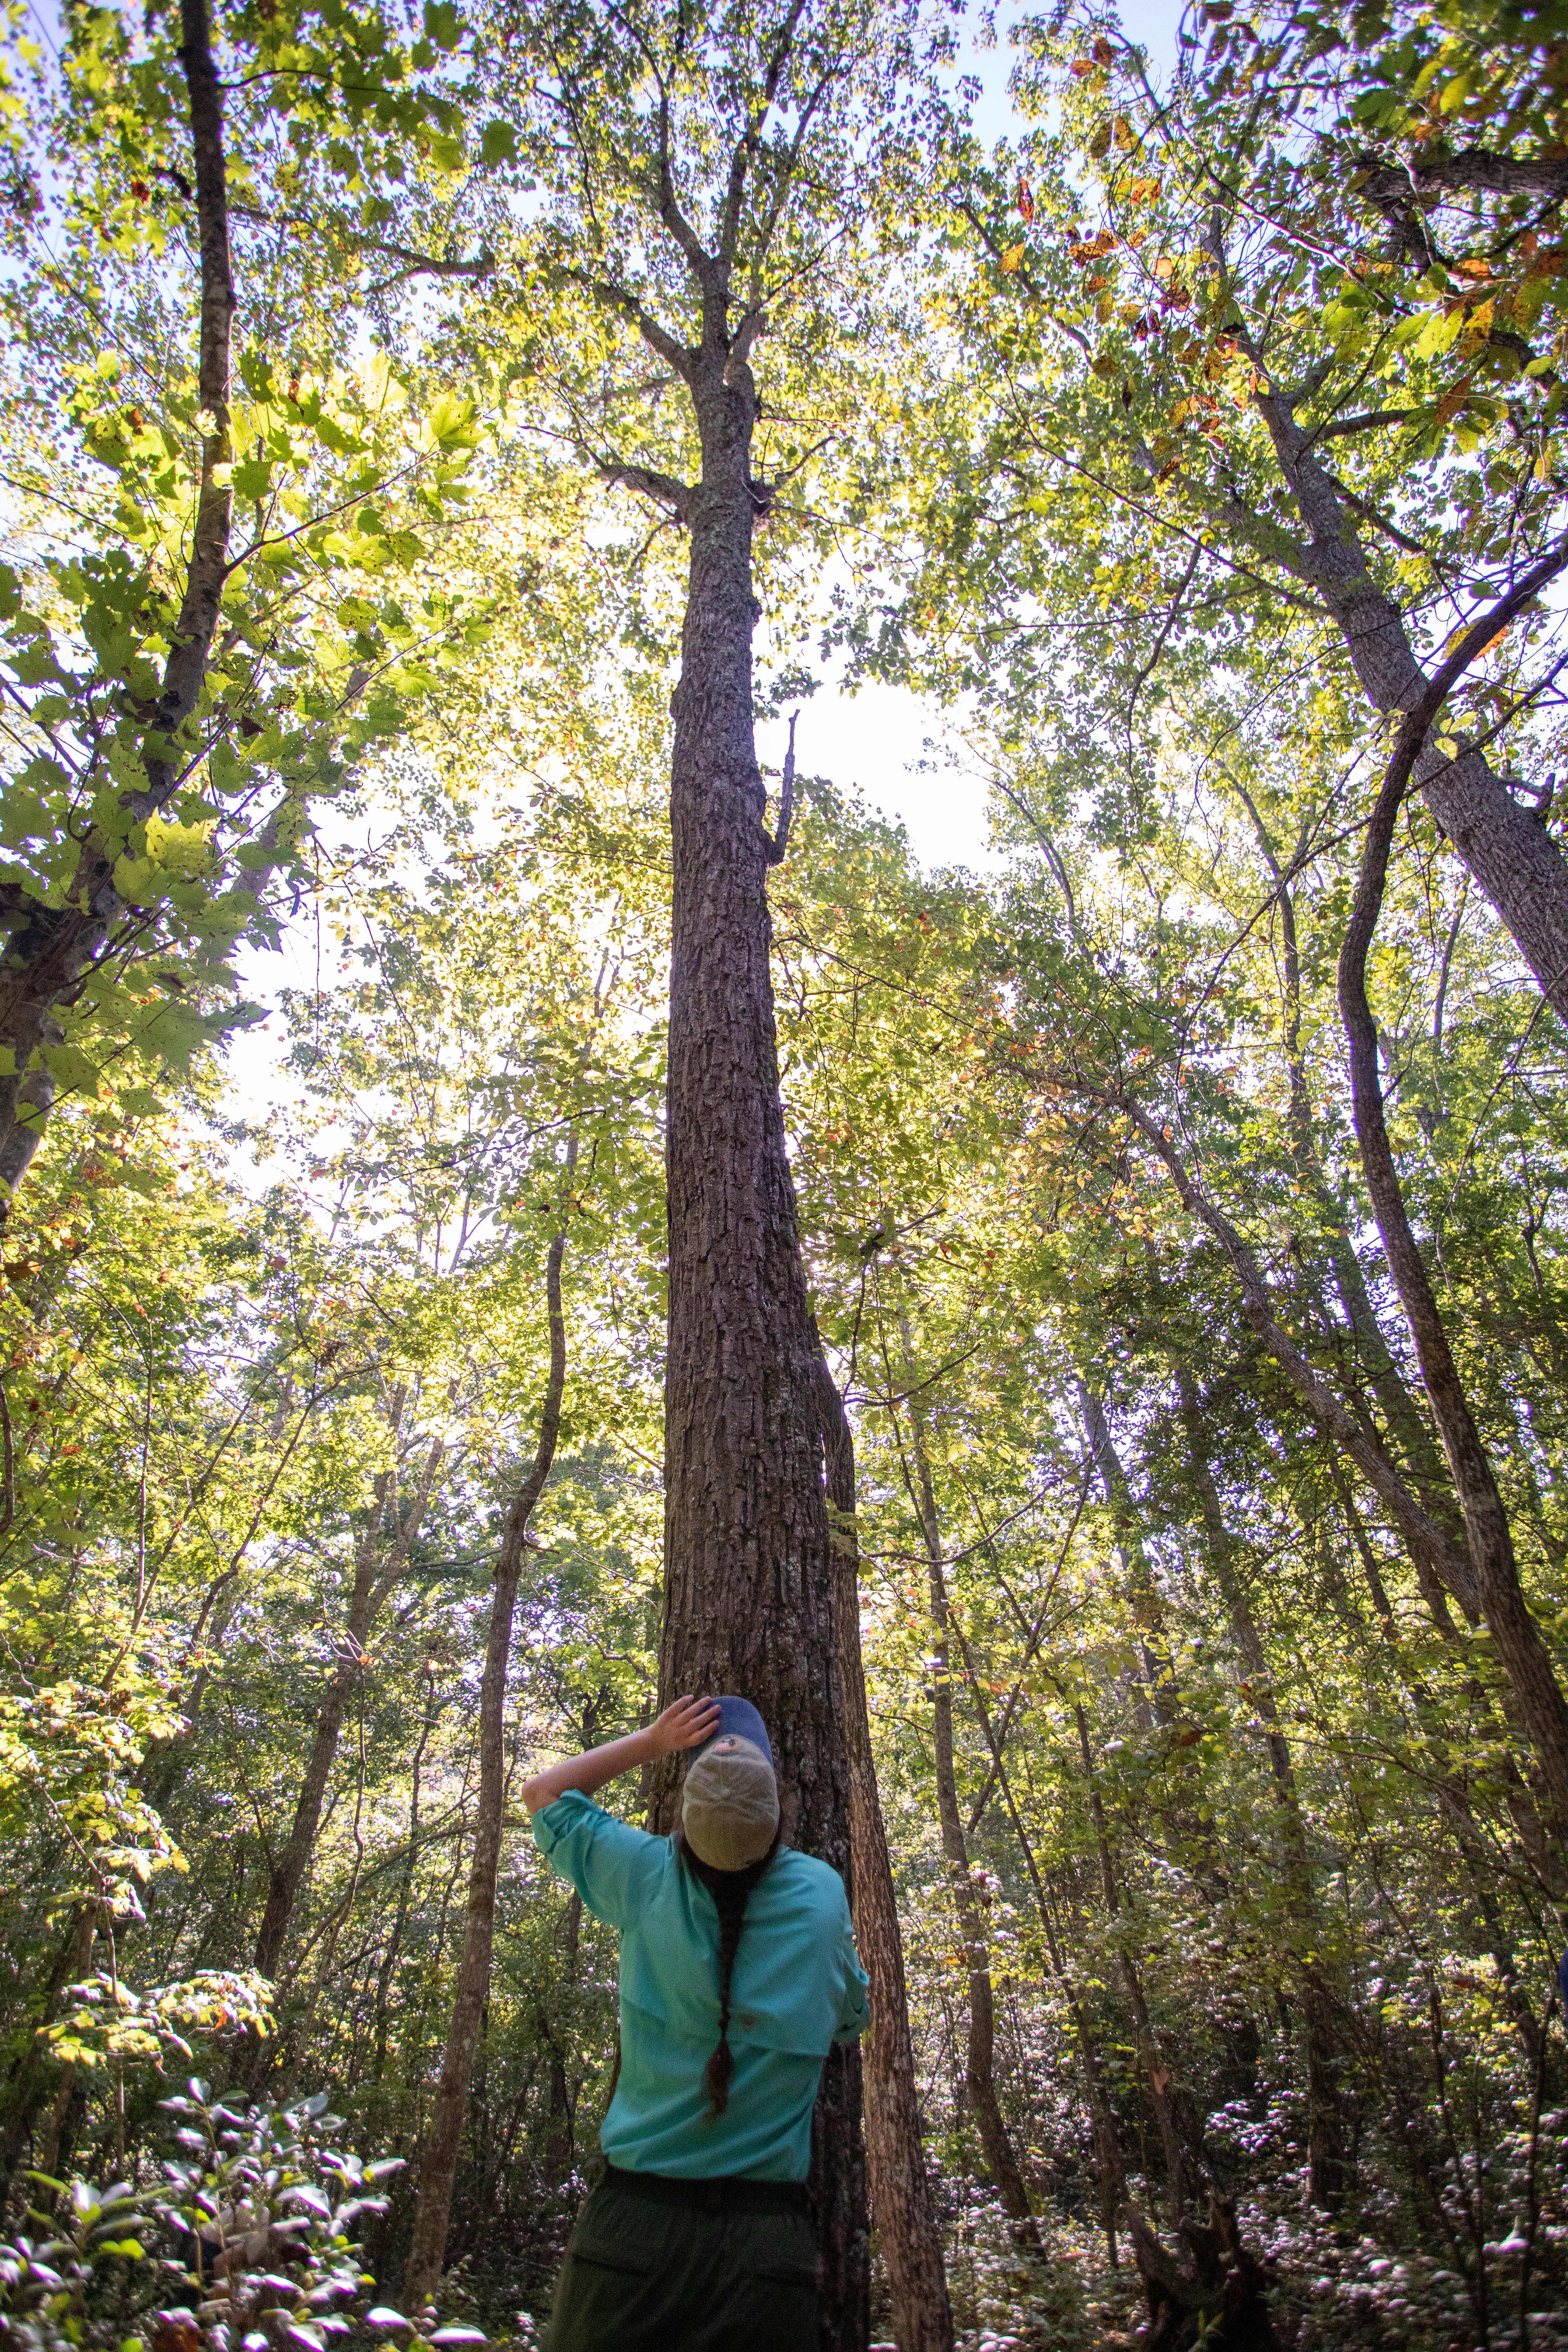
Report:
1066,1393,1209,2221
1337,577,1568,1842
0,0,236,1205
886,1334,1040,2252
815,1358,954,2352
402,1177,572,2314
1198,202,1568,1020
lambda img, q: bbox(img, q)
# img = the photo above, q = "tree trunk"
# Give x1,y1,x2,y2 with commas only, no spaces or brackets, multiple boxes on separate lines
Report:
0,0,236,1205
816,1359,954,2352
0,1906,94,2220
1176,1377,1346,2207
1338,713,1568,1840
1073,1708,1208,2224
403,1190,571,2314
954,1642,1125,2267
252,1432,444,1986
891,1352,1038,2248
651,340,864,2349
1229,784,1470,1568
1232,320,1568,1026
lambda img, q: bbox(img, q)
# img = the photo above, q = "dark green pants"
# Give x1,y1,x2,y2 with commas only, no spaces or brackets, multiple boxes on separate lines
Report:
545,2166,819,2352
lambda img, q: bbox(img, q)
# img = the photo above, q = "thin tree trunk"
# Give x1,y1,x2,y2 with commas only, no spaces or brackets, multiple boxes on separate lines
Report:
0,0,236,1203
1177,1377,1346,2205
816,1359,954,2352
0,1906,94,2218
1092,1086,1484,1622
402,1183,572,2314
890,1340,1038,2248
372,1668,443,2099
1338,649,1568,1840
252,1431,445,1985
1230,781,1470,1566
1073,1709,1207,2224
951,1621,1124,2266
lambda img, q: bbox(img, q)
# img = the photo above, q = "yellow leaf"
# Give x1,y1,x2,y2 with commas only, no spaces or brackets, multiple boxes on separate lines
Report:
1001,243,1026,274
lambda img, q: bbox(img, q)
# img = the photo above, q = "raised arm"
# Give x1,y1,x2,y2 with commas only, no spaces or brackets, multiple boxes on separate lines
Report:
520,1693,721,1815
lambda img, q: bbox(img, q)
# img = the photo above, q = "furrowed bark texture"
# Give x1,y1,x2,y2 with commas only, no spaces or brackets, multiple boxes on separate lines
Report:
0,0,235,1204
1337,603,1568,1838
650,341,865,2347
404,1204,570,2313
817,1361,954,2352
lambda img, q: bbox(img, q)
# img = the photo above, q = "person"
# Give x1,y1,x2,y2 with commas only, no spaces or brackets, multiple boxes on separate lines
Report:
521,1691,870,2352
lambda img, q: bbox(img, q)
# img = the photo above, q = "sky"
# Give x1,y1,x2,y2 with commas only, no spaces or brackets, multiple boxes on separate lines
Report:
750,0,1183,875
223,0,1188,1134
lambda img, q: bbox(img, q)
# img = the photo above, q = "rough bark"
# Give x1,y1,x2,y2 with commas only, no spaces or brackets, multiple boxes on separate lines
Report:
1337,583,1568,1839
892,1358,1038,2248
816,1358,954,2352
560,42,867,2337
403,1193,571,2314
640,248,866,2352
0,0,236,1204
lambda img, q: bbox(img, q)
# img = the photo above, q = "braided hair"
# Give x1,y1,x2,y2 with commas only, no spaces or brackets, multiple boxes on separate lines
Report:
676,1825,783,2116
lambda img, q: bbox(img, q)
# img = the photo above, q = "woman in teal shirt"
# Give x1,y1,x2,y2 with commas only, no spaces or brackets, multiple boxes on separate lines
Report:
522,1692,869,2352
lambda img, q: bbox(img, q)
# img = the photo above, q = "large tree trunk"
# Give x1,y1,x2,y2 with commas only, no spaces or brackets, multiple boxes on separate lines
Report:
403,1195,571,2314
651,344,865,2350
816,1360,954,2352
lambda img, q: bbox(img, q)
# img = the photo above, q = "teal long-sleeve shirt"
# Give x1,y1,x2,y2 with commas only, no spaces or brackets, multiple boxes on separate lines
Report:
533,1789,870,2182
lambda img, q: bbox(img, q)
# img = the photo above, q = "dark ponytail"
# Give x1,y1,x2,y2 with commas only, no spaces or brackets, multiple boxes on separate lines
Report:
677,1827,782,2116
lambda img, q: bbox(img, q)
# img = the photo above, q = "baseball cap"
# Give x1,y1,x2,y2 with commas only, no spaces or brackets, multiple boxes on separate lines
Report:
682,1695,779,1871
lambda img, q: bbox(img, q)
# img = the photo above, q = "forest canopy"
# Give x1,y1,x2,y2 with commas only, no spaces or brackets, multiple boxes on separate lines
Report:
4,0,1568,2348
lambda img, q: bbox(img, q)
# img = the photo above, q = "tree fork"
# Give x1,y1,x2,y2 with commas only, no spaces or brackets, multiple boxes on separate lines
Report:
1337,553,1568,1841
